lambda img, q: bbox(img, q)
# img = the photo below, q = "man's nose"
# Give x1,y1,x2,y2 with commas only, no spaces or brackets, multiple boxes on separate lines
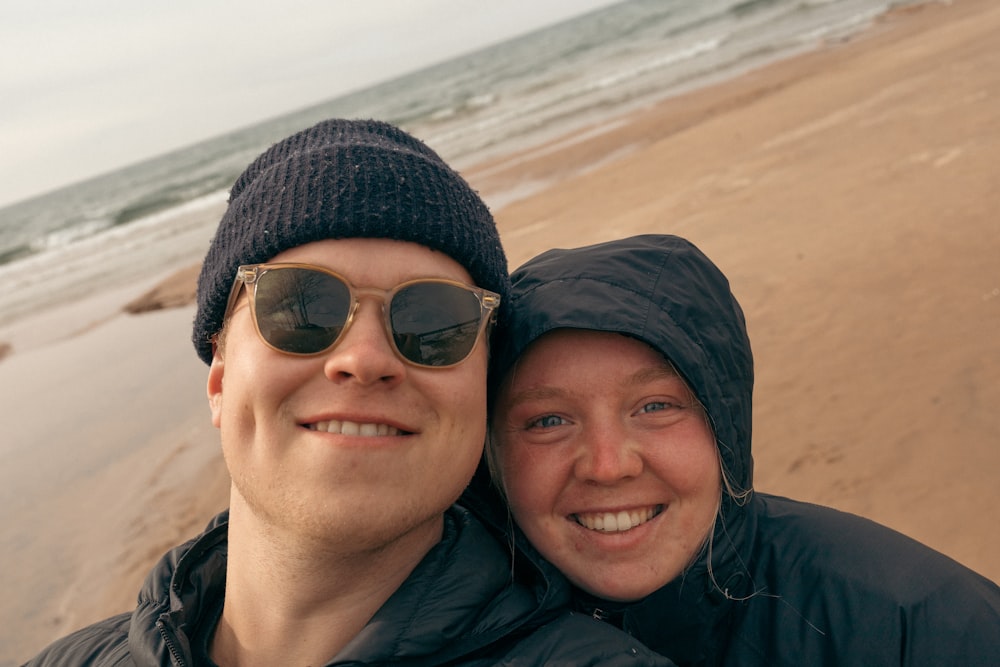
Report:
322,300,406,385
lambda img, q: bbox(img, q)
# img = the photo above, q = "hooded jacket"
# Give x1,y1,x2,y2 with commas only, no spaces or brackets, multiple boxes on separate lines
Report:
464,234,1000,666
24,506,671,666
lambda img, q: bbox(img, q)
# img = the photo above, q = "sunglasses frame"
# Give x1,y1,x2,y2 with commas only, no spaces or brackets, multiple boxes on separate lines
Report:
223,262,500,368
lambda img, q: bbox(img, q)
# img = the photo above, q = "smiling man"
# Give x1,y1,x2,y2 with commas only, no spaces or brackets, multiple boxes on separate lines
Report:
23,120,671,666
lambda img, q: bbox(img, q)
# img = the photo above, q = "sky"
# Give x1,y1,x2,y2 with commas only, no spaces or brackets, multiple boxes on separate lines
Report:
0,0,623,208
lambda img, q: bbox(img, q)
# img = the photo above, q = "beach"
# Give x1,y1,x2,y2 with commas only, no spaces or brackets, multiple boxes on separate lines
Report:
4,0,999,662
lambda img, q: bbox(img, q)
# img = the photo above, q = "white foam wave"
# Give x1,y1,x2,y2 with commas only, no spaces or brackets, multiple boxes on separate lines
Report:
586,37,725,92
0,189,228,325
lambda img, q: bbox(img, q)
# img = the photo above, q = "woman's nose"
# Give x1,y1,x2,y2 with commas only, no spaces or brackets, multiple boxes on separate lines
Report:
574,424,643,484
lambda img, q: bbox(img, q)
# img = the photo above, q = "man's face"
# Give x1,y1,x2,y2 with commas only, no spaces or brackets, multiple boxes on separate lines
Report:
208,238,489,550
493,329,721,602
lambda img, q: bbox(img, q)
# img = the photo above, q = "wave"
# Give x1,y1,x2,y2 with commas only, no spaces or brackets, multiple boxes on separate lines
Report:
0,242,33,265
731,0,787,17
793,7,886,43
0,189,228,323
30,218,114,253
586,36,726,92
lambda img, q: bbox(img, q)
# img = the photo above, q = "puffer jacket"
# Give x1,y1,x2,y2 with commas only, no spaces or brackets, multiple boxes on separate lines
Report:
464,234,1000,666
24,506,671,666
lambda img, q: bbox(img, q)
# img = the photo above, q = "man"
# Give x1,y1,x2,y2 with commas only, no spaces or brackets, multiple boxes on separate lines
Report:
24,120,670,665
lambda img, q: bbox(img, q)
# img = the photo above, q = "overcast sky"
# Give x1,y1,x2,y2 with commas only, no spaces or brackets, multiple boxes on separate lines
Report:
0,0,622,208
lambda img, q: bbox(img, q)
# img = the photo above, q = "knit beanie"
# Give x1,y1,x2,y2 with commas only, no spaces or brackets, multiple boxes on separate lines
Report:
192,118,510,364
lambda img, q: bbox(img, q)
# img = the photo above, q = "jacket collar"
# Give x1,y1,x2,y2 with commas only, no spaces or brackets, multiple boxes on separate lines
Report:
126,507,567,665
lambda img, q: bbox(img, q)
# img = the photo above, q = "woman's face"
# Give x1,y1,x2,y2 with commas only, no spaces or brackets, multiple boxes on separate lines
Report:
493,329,721,601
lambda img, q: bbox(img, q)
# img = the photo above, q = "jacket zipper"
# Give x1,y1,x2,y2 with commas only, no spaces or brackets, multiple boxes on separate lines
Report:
156,619,188,667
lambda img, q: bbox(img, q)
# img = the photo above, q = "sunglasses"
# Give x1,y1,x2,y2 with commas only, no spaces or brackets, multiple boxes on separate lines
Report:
224,263,500,368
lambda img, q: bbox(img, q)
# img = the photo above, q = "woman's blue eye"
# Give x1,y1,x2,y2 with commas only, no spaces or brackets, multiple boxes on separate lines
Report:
641,400,686,414
529,414,566,428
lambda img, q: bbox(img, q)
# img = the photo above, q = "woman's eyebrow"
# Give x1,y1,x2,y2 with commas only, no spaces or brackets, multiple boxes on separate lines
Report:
504,386,566,407
503,364,680,407
629,365,680,386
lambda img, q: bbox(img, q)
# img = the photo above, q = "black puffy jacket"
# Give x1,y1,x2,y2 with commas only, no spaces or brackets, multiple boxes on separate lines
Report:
23,506,671,666
464,234,1000,666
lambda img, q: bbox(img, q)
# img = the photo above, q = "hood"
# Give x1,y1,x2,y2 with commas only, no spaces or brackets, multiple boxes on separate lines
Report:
473,234,758,661
489,234,754,494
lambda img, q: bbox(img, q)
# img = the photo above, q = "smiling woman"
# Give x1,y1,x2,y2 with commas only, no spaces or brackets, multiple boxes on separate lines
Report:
493,328,722,603
472,234,1000,666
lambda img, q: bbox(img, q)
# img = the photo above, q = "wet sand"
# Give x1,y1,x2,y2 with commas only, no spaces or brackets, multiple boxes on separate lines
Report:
4,0,998,662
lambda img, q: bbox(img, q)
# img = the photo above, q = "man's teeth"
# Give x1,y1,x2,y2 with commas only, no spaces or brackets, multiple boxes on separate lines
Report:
574,506,662,533
308,420,401,436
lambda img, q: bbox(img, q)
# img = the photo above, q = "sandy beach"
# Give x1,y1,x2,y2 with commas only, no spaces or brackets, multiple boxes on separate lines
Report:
3,0,998,662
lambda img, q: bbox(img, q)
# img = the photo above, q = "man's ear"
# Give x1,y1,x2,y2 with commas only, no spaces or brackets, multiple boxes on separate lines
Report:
207,352,224,428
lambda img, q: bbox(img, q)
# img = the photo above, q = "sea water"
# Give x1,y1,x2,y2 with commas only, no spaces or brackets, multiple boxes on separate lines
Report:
0,0,911,329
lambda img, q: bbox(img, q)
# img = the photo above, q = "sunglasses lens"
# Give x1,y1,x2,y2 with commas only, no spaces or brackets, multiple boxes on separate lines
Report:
390,282,484,366
253,268,352,354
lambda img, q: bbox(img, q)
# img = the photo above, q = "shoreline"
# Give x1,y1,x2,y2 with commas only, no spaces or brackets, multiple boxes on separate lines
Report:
5,0,999,662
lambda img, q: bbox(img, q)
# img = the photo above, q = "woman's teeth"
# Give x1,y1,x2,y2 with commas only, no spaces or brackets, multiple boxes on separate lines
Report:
574,506,663,532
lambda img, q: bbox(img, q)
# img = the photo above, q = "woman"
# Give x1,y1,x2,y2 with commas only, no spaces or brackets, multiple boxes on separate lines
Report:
465,234,1000,665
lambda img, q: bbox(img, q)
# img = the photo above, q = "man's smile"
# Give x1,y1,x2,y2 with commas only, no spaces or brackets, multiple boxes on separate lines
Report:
306,419,408,436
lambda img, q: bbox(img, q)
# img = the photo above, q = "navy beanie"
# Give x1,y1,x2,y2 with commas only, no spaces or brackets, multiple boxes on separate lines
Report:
192,118,510,364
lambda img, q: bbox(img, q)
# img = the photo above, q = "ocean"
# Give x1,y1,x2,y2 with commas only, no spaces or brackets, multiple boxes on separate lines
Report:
0,0,910,328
